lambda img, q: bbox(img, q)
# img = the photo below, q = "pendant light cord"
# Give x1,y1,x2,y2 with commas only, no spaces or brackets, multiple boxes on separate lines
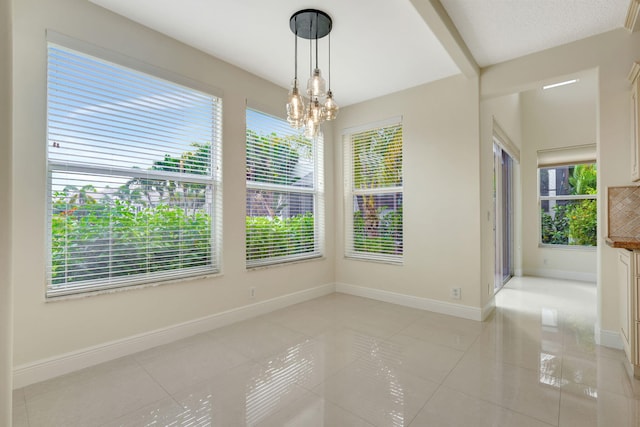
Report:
315,11,319,69
294,17,298,80
309,20,312,79
328,33,331,90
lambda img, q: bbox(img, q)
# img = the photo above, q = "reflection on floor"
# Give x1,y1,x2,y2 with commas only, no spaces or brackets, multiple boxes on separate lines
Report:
12,277,640,426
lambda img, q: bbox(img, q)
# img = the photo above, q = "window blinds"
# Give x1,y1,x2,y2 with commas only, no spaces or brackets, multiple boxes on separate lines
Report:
345,121,403,262
537,144,596,167
245,109,323,267
46,44,222,297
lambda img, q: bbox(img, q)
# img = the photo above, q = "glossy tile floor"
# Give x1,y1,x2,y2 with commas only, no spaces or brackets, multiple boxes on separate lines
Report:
12,277,640,426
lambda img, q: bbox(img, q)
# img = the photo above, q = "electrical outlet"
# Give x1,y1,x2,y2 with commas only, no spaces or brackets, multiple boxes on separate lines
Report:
451,287,461,300
249,287,256,299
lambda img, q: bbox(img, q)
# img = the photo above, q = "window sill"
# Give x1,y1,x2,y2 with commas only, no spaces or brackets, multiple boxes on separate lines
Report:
344,254,404,266
45,271,223,302
246,255,326,271
538,243,597,251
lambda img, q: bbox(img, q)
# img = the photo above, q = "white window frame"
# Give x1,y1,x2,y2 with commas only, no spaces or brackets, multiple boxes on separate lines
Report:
46,34,223,298
245,108,324,268
343,117,403,264
538,163,597,248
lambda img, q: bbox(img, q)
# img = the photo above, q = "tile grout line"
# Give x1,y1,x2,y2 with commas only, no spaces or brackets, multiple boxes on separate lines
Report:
432,305,560,427
391,310,482,427
115,356,184,425
298,357,371,424
295,386,375,427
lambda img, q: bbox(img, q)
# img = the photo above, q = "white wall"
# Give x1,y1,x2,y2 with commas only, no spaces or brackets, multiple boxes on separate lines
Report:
0,0,12,420
333,75,483,317
12,0,335,375
520,70,598,282
481,28,640,339
479,93,523,310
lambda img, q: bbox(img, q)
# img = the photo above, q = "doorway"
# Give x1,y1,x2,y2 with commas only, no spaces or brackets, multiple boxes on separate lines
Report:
494,140,515,292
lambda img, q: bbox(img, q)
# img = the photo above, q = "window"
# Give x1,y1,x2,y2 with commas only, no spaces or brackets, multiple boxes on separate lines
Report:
344,120,403,262
245,109,323,267
46,43,222,297
539,164,597,246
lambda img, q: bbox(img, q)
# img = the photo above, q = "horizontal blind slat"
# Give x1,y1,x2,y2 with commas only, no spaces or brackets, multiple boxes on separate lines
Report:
245,109,322,267
346,122,403,262
47,43,222,297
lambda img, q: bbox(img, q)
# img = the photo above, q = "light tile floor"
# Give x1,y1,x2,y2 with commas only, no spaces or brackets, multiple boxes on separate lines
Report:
12,277,640,426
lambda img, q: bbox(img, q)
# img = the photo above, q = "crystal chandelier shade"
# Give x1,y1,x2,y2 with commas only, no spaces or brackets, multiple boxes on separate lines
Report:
286,9,339,138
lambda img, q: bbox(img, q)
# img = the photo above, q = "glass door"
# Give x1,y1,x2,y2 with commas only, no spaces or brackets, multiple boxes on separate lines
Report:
494,142,514,292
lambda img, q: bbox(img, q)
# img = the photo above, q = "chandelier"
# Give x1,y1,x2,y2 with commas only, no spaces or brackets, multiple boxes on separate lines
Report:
286,9,339,138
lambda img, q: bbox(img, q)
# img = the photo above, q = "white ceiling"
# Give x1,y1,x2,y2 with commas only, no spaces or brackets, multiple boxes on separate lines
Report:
90,0,630,107
440,0,630,67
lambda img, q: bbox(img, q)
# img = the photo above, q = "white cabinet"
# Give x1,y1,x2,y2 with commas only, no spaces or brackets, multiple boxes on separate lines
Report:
618,248,640,377
628,62,640,182
618,249,634,361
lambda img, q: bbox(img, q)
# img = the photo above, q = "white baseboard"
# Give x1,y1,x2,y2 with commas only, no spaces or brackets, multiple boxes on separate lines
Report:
13,283,335,389
335,282,483,321
523,268,597,283
482,298,496,321
595,326,624,350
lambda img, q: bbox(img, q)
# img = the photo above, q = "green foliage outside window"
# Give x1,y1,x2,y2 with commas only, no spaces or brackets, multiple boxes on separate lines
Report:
246,129,305,186
51,196,211,285
567,195,597,246
541,164,597,246
51,128,316,287
353,206,403,254
541,204,570,245
50,142,214,287
351,125,403,256
245,128,317,263
245,214,314,260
